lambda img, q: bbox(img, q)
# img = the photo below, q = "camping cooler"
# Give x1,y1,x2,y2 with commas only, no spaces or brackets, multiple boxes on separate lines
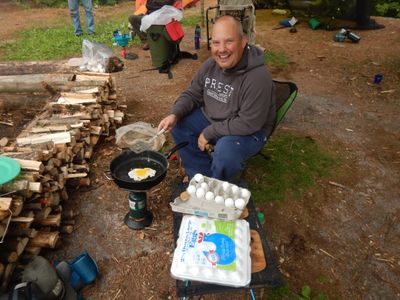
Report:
146,25,179,68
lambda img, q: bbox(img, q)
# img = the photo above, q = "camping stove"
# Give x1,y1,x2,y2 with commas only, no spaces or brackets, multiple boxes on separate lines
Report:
124,190,153,230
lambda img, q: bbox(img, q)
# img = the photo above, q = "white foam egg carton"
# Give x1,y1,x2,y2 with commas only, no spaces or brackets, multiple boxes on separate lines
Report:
171,215,251,287
170,174,251,220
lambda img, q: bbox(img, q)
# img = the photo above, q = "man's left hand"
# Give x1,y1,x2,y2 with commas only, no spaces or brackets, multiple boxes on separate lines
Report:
198,133,208,152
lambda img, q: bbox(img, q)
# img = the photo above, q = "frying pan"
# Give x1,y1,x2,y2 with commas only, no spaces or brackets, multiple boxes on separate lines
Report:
109,142,188,191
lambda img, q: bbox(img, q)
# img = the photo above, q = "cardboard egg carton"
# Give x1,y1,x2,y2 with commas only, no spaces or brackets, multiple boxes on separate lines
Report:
170,174,251,220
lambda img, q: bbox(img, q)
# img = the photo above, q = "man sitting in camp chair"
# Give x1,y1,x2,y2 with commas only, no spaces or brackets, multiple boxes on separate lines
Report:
158,15,276,182
129,0,177,50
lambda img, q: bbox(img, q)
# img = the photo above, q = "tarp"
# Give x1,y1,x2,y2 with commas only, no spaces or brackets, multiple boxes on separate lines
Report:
134,0,199,15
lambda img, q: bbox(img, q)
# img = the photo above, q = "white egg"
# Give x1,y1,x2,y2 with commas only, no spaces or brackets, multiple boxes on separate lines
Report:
205,191,215,201
187,185,196,196
214,195,224,205
231,185,239,197
193,173,204,183
240,188,251,199
234,198,246,210
225,198,235,208
200,182,209,192
196,188,205,199
222,181,230,191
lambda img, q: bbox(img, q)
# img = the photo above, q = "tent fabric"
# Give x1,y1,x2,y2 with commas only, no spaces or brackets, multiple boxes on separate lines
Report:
134,0,199,15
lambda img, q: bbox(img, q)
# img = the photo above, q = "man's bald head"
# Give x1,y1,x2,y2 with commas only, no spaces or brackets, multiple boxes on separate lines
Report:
210,15,247,70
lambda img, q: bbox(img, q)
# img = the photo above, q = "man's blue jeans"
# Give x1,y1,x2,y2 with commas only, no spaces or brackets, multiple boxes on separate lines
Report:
68,0,95,35
172,108,267,181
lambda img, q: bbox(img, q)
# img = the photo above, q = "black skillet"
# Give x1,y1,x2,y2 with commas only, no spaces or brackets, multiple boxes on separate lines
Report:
109,141,188,191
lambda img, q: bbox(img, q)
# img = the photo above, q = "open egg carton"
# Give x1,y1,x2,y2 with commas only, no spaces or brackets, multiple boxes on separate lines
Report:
170,174,251,220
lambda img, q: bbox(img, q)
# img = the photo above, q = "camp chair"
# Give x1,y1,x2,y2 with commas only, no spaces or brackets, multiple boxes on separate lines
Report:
205,80,298,159
257,80,298,160
206,0,256,49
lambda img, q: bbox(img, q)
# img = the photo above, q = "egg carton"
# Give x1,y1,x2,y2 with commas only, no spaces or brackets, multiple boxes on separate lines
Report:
171,215,251,287
170,174,251,220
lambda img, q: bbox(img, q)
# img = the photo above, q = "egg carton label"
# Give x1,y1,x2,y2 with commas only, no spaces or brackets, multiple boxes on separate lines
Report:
171,215,251,287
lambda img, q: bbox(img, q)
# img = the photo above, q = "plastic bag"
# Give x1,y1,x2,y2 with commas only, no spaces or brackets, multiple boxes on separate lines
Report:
80,39,113,73
115,122,166,153
140,5,183,32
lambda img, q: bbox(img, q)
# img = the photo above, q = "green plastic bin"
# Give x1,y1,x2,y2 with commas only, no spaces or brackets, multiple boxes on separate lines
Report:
147,25,179,68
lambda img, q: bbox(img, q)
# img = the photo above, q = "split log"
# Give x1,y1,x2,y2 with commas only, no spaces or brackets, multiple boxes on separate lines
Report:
27,231,59,248
0,237,29,256
60,225,74,234
0,180,29,195
0,263,16,291
14,159,44,172
17,132,71,146
10,197,24,216
7,227,37,238
0,198,12,211
38,213,61,227
61,209,79,220
0,250,18,263
11,217,34,227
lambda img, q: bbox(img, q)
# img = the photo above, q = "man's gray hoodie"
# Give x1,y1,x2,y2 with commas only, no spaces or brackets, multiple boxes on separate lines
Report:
171,45,276,141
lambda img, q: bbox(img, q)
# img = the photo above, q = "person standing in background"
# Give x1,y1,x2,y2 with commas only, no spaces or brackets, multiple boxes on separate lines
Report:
68,0,95,36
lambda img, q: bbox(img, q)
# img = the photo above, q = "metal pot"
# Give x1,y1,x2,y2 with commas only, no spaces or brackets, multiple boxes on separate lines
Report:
108,142,188,191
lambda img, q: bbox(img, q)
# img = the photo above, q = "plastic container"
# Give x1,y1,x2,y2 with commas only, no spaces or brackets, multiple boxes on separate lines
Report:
69,251,99,285
194,24,201,49
171,215,251,287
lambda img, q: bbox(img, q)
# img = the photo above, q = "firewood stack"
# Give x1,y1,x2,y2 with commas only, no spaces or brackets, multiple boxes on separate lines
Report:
0,71,126,290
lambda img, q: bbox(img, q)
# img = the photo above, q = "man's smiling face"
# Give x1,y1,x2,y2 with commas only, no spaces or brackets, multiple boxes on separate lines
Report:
210,16,247,70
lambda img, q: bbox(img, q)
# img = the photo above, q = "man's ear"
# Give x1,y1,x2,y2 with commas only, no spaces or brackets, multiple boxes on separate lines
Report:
241,35,248,48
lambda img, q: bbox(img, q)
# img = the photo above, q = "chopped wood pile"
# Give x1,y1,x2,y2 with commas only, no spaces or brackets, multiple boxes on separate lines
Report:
0,71,125,290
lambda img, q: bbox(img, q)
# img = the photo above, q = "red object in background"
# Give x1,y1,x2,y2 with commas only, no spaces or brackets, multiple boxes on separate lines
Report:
168,153,177,161
165,19,185,42
121,47,127,58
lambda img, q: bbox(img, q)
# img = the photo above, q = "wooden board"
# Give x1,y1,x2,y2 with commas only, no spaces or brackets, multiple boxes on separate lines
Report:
251,229,267,273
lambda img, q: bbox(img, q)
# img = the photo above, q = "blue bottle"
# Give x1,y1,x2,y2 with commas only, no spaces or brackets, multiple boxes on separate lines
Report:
194,24,201,49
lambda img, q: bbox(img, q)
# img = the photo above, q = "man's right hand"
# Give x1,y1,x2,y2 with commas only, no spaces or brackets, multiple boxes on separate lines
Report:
158,114,177,132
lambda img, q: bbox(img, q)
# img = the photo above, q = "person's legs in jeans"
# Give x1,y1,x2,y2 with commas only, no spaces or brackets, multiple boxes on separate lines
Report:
171,108,213,179
81,0,95,34
212,131,267,180
68,0,82,36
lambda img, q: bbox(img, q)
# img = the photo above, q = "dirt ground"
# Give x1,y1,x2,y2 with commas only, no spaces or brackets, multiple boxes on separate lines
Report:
1,1,400,299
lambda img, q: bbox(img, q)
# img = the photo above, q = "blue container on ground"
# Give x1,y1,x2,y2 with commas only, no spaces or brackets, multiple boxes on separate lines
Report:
69,251,99,285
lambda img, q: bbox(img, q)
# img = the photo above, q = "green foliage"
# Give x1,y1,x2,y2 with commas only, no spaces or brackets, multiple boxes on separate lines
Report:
245,133,337,203
263,283,327,300
264,50,289,68
263,283,290,299
0,13,133,60
375,1,400,18
180,16,202,27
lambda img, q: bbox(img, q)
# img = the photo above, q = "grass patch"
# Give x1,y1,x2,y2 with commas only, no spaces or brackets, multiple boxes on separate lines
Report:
0,12,134,61
264,50,289,68
245,132,337,203
181,16,202,27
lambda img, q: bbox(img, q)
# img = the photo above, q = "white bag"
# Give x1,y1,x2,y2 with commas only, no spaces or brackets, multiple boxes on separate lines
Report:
80,39,113,73
140,5,183,32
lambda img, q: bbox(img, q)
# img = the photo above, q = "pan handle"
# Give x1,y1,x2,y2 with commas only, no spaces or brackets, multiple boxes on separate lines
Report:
165,141,189,159
104,170,114,181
